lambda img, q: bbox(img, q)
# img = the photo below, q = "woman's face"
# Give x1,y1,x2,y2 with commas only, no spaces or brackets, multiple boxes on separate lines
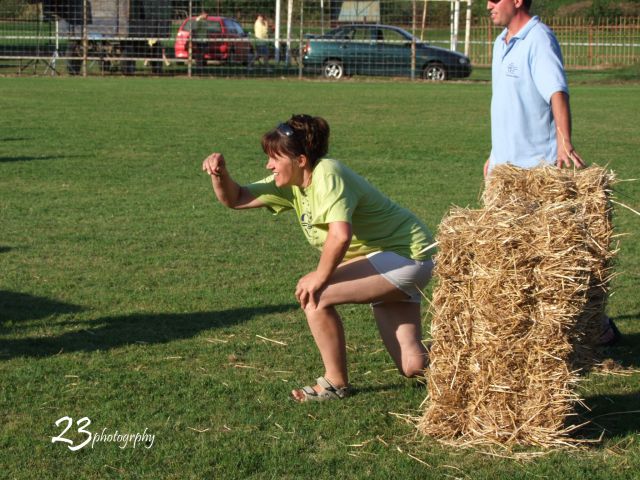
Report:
266,151,302,187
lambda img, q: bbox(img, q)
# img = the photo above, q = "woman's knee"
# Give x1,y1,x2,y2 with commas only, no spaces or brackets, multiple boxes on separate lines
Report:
399,351,427,378
306,293,336,313
302,301,337,320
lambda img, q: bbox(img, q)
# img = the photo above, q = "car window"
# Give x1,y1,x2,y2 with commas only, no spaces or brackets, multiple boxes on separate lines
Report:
381,29,407,43
352,28,371,41
224,19,243,35
205,20,223,34
188,18,222,38
328,27,352,39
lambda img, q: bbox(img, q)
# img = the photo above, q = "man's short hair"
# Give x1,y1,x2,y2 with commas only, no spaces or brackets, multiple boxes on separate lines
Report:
523,0,532,9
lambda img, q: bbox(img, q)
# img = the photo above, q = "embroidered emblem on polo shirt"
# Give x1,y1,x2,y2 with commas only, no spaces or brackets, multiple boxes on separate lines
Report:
506,62,519,77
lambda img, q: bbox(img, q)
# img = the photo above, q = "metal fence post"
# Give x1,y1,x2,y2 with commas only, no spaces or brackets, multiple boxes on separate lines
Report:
298,0,304,79
411,0,416,80
464,0,472,57
188,0,192,78
275,0,282,63
82,0,88,77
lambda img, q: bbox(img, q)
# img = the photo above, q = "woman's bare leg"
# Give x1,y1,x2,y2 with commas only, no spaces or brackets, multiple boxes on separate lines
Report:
291,257,415,400
373,302,427,377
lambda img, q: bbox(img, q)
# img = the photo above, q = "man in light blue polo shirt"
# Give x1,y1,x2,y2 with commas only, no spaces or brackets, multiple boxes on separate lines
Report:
484,0,620,346
485,0,585,175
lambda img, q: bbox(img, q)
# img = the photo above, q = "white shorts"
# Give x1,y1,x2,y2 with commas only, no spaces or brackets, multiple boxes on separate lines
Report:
366,251,434,304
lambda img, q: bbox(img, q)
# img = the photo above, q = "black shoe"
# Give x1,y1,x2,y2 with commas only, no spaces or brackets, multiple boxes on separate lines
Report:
598,316,622,347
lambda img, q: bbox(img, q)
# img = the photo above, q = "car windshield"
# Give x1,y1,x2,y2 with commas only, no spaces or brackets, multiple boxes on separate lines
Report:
386,27,415,42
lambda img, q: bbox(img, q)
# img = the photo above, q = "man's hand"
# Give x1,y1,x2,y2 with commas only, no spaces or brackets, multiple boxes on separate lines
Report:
556,142,585,169
551,92,586,169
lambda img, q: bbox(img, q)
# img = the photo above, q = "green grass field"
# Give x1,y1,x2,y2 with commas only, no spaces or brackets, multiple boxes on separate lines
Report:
1,73,639,479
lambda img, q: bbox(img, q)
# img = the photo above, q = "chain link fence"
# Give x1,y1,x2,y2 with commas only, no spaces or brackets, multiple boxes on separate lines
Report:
1,1,639,78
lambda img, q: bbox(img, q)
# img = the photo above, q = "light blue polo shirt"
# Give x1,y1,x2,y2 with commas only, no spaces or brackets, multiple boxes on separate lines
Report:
489,16,568,171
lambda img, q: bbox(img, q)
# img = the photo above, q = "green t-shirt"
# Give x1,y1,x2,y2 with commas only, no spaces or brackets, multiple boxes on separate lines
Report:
246,159,433,260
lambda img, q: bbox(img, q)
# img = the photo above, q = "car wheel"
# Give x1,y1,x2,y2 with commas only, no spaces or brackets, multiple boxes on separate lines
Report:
422,62,447,81
323,60,343,80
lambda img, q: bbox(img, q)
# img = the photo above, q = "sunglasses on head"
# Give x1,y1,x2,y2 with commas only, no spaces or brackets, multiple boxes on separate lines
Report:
277,123,295,137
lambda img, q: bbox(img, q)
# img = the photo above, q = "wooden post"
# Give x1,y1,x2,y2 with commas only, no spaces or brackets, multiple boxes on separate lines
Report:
587,20,593,66
421,0,427,41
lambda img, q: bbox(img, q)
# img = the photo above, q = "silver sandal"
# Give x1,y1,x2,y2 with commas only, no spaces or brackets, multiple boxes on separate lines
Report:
292,376,352,402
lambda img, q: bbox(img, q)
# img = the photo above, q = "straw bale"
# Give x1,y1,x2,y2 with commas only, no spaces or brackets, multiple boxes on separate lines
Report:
419,164,616,447
484,165,617,362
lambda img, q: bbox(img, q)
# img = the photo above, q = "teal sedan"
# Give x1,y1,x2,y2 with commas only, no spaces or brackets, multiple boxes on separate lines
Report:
302,24,471,81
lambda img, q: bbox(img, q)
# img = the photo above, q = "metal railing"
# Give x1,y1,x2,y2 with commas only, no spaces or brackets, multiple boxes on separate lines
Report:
0,1,638,78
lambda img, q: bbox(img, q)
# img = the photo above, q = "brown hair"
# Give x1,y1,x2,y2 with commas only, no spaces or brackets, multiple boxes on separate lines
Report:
261,114,330,168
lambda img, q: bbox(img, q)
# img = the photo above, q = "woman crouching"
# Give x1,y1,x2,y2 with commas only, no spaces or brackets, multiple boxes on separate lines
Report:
202,114,434,401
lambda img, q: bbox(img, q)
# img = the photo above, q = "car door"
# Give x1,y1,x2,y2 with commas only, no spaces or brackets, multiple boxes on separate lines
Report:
327,26,358,74
376,28,412,76
223,18,250,63
198,18,223,60
349,26,377,76
174,19,192,58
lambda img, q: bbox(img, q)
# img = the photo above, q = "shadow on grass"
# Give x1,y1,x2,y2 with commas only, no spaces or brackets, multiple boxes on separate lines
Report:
0,290,84,323
0,155,66,163
598,328,640,370
0,299,298,359
353,383,406,396
575,391,640,442
572,324,640,442
0,246,12,253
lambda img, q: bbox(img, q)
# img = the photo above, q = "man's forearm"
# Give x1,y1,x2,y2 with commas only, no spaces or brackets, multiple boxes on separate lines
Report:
551,91,572,152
